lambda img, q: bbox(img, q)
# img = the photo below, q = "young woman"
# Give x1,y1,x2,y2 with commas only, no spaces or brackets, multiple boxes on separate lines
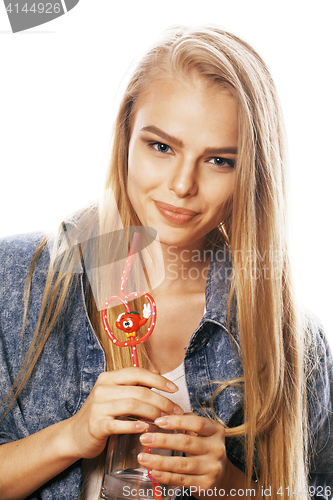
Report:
0,26,332,500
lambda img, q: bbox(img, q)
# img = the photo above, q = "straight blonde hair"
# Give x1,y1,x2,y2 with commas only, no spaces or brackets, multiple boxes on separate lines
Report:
3,26,308,496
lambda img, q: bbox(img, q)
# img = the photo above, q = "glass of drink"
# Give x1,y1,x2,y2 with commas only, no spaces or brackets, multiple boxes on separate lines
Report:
100,418,182,500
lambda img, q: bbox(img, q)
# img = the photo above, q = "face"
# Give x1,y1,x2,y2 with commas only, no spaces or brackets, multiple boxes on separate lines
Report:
127,76,238,251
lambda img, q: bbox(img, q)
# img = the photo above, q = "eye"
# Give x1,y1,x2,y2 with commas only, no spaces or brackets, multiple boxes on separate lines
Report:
149,142,172,154
123,319,133,328
208,157,235,169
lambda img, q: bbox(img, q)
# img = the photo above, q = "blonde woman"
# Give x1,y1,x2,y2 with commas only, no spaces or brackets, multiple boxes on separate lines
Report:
0,26,332,500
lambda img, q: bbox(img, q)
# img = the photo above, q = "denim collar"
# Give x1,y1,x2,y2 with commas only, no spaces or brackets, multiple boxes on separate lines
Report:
185,245,240,357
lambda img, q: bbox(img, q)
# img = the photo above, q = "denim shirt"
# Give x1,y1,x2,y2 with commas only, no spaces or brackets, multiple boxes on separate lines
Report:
0,232,332,500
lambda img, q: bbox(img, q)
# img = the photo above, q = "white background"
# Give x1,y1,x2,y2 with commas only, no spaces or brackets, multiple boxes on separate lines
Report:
0,0,332,344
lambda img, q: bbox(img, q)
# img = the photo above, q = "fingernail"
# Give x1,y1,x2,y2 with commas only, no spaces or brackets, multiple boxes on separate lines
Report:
140,433,153,445
152,470,163,479
154,416,169,427
138,452,150,463
136,421,149,431
173,405,183,415
166,381,178,392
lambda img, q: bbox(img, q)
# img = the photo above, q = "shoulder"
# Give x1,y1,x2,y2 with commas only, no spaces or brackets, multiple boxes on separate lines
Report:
303,308,332,378
0,232,51,336
302,309,333,474
0,233,51,383
0,231,48,268
302,308,333,403
0,232,50,295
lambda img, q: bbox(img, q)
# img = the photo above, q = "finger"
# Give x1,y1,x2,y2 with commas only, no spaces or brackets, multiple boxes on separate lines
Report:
98,417,150,436
137,452,210,476
149,366,160,375
139,431,207,456
94,398,178,423
153,414,224,437
98,368,178,393
96,384,183,416
149,470,208,489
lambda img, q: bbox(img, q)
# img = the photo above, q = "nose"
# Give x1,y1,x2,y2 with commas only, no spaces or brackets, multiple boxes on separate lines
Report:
168,158,198,198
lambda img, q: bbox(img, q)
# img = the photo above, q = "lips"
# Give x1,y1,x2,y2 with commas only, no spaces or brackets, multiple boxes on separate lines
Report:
154,200,199,224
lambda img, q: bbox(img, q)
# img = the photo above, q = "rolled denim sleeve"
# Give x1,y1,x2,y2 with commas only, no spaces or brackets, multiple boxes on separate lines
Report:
306,313,333,499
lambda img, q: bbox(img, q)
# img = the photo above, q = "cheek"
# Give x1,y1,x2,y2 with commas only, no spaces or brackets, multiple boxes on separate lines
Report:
127,154,144,208
207,176,235,222
127,139,140,187
127,144,150,192
127,153,164,205
127,154,152,226
126,167,137,201
209,174,235,205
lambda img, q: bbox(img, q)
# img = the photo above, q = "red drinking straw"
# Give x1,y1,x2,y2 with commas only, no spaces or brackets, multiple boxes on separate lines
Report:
101,232,162,500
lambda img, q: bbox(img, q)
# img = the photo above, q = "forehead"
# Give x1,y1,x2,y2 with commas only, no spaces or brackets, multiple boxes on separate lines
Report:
131,76,238,147
137,73,234,109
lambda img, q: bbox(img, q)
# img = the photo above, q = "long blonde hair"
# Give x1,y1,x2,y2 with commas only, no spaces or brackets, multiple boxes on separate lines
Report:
3,26,308,496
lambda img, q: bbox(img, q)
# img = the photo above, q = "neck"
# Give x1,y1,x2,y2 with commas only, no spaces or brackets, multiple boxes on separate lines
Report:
157,240,211,294
140,237,212,295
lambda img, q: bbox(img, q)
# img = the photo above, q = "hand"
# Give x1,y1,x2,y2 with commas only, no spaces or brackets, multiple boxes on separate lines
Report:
65,368,182,460
142,303,151,319
137,413,227,496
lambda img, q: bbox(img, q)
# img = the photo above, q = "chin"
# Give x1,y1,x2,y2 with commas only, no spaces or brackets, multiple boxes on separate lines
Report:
155,233,204,250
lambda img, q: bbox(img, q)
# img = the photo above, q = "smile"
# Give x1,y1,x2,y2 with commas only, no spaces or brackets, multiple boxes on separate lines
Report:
154,201,199,225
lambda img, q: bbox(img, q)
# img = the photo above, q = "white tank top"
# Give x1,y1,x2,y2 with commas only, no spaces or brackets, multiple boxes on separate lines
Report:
152,361,192,413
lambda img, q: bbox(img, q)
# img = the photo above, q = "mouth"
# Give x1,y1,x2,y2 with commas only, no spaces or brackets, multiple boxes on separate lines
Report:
154,200,199,225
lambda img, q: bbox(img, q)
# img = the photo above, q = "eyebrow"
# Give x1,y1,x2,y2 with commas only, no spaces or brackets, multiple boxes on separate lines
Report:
203,146,238,156
140,125,184,148
140,125,238,156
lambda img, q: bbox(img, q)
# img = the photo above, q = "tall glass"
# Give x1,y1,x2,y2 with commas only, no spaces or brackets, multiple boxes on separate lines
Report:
100,419,181,500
